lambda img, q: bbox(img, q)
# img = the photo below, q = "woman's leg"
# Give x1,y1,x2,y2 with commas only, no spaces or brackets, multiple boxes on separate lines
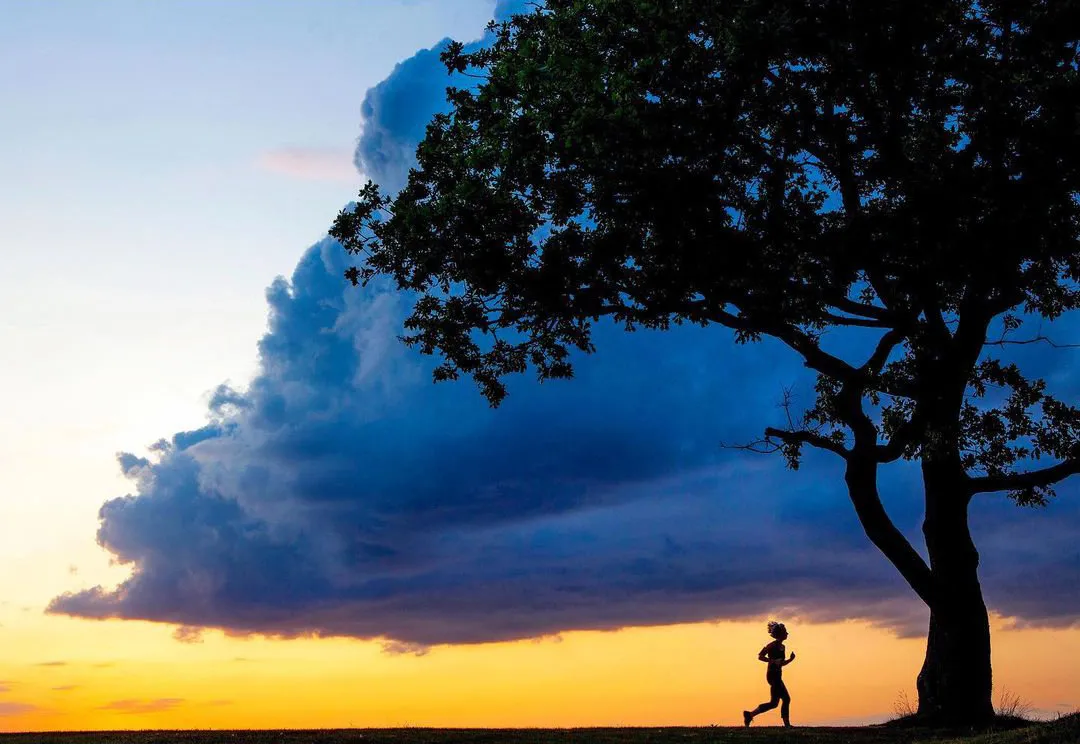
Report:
778,681,791,726
749,685,782,717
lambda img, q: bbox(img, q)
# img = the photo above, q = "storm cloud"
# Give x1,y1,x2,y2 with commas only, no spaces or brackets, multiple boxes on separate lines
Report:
49,1,1080,647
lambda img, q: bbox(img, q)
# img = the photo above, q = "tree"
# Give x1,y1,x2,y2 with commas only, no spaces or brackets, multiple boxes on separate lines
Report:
331,0,1080,726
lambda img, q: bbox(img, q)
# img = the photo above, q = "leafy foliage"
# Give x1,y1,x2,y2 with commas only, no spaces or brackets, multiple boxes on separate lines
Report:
332,0,1080,503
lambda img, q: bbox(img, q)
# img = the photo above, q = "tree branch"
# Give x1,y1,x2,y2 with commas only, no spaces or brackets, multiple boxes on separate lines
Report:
986,287,1028,317
827,296,892,322
706,306,860,381
984,334,1080,349
562,297,911,403
923,298,954,344
968,457,1080,494
763,426,850,459
845,459,937,605
766,70,863,225
820,312,892,328
865,266,903,315
876,413,924,463
862,328,907,375
612,298,917,404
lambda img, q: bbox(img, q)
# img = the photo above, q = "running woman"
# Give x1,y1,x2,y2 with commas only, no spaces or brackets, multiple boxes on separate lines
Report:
743,621,794,727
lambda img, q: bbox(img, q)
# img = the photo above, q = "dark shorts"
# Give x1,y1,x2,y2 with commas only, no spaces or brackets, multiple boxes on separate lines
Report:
767,674,789,700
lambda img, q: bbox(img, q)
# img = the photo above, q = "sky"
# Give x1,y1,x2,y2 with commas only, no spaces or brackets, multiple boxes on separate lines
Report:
1,0,1078,733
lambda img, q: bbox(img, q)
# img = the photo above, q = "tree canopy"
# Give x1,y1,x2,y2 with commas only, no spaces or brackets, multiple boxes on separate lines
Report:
332,0,1080,505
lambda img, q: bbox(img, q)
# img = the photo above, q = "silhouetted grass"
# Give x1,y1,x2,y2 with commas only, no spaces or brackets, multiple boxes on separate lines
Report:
2,715,1078,744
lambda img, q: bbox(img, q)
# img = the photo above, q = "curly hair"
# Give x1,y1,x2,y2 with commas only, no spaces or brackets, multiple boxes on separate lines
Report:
767,621,787,639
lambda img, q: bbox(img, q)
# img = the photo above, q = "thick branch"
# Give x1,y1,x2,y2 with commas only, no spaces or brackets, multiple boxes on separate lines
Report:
919,292,953,344
846,459,937,605
836,379,878,444
968,458,1080,494
827,296,892,322
764,426,850,459
986,288,1028,317
876,414,924,463
865,266,902,314
862,328,906,375
949,290,998,401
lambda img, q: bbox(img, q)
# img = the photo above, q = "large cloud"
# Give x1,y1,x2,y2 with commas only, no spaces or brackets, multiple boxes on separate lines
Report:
49,3,1080,647
354,0,529,193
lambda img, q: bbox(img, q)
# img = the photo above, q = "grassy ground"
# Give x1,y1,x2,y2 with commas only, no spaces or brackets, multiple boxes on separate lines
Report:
1,715,1077,744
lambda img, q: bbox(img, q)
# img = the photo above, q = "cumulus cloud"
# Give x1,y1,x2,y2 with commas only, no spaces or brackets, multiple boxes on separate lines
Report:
354,0,529,193
98,698,184,714
48,1,1080,648
353,45,450,194
256,147,359,183
118,453,150,477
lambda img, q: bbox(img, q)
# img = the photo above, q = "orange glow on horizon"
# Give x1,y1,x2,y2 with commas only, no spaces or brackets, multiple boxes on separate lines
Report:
1,609,1077,733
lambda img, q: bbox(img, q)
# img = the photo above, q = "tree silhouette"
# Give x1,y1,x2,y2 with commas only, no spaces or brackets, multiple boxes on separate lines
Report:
332,0,1080,725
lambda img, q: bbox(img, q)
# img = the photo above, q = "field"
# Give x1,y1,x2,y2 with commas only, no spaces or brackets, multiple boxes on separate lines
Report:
2,716,1078,744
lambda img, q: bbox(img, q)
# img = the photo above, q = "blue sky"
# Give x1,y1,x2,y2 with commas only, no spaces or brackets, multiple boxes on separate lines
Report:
3,0,1078,652
0,0,494,609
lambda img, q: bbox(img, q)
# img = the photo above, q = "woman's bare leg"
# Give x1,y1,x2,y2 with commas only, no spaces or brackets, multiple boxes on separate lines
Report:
778,681,791,726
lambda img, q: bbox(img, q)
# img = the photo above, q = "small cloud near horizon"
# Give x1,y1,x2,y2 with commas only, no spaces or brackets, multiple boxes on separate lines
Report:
34,661,67,667
255,146,360,182
98,698,184,714
172,625,204,644
381,640,431,657
0,702,37,716
51,685,79,692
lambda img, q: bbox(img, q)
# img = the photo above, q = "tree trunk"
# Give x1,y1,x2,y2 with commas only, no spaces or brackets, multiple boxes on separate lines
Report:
916,465,995,725
917,607,994,724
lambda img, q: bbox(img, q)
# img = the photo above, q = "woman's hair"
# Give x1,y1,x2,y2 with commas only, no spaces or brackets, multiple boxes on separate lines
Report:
767,621,787,639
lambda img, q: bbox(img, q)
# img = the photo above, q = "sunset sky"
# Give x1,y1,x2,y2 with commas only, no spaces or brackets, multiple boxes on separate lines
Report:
1,0,1078,733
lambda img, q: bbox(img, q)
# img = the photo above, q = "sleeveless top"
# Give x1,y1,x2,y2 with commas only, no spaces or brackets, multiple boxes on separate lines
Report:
763,639,785,682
